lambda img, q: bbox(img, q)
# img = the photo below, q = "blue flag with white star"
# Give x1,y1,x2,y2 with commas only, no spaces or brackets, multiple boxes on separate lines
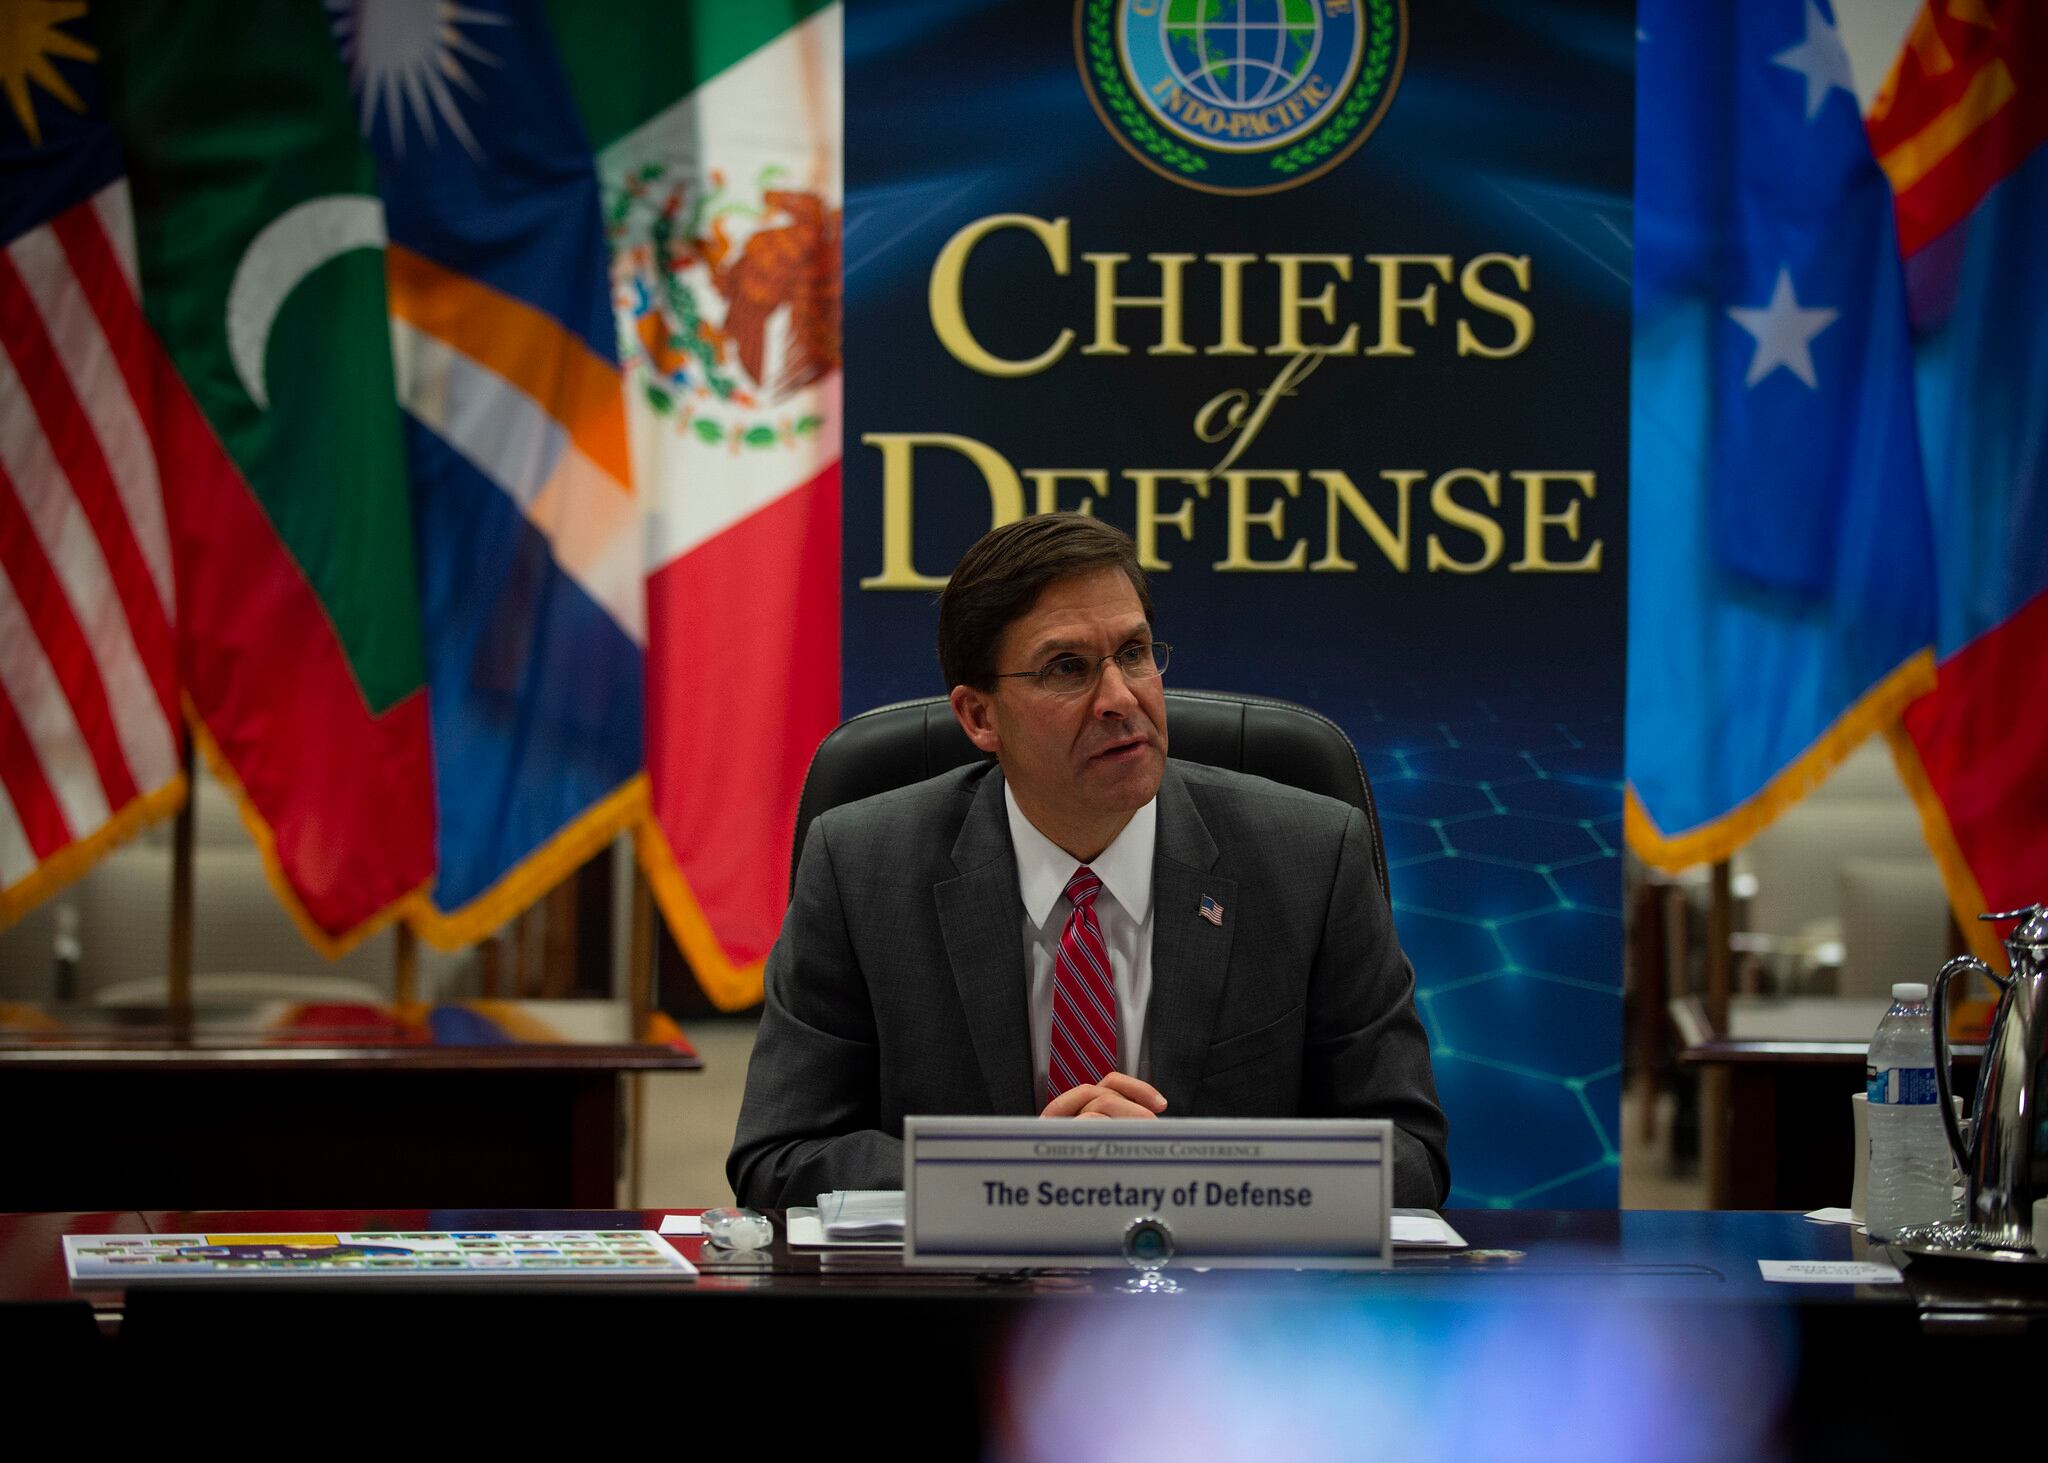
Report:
1627,0,1936,864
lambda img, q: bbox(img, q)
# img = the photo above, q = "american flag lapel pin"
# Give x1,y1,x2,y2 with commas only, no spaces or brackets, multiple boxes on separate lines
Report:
1198,894,1224,927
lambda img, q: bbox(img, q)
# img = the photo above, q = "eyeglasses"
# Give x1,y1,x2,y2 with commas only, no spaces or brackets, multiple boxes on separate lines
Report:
989,642,1172,698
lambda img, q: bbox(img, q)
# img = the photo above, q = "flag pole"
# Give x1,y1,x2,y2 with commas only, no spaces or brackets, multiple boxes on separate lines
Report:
627,860,655,1207
393,922,418,1006
1702,860,1733,1208
167,733,196,1031
629,862,653,1040
1628,876,1667,1148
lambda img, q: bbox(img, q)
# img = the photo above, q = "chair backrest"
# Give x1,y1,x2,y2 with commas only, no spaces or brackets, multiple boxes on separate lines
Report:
1837,855,1952,999
790,689,1388,899
1735,802,1936,938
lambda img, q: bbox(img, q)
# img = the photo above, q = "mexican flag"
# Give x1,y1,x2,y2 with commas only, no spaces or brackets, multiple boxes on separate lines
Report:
551,1,842,1008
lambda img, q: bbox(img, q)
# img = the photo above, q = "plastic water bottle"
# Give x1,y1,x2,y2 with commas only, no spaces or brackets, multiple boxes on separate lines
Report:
1864,982,1954,1239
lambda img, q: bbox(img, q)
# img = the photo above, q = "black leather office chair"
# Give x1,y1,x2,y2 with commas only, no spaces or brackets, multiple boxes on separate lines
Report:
790,689,1388,899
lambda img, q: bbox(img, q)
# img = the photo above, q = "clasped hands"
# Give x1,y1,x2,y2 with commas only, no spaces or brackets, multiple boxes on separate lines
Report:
1039,1071,1168,1120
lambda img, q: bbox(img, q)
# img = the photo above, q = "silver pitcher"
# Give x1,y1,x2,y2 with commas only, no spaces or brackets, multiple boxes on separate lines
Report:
1931,905,2048,1251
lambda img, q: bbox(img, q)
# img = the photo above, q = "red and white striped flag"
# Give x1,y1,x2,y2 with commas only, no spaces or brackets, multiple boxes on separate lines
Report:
0,176,185,922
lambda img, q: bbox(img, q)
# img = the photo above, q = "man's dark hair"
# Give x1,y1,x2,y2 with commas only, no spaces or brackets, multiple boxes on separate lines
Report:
937,513,1154,690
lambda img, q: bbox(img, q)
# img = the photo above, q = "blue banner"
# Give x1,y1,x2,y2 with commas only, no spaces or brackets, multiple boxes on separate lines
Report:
843,0,1632,1207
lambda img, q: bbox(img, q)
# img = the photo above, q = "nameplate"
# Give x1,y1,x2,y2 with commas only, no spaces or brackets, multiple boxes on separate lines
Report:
902,1116,1392,1269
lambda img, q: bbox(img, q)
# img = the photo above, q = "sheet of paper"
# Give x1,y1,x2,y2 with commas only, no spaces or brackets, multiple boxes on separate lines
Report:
1757,1259,1900,1285
817,1189,906,1238
1391,1209,1467,1248
657,1214,704,1235
786,1207,904,1249
1801,1207,1861,1227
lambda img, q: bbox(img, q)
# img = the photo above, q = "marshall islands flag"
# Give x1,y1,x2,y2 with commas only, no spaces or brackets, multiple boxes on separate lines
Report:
330,0,646,943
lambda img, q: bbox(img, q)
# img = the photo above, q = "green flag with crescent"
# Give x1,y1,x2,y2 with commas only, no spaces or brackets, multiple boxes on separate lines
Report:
98,0,435,948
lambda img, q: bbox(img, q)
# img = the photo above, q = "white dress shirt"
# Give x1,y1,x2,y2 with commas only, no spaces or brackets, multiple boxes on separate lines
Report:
1004,783,1157,1111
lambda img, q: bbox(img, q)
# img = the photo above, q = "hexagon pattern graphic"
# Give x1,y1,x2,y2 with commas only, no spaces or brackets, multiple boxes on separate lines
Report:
1358,689,1624,1209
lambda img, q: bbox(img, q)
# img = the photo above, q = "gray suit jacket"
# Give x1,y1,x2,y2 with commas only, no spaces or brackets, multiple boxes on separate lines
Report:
729,758,1450,1208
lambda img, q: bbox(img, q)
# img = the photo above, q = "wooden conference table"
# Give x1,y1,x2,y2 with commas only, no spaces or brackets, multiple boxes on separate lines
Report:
0,1000,701,1212
1677,994,1984,1211
4,1207,2040,1451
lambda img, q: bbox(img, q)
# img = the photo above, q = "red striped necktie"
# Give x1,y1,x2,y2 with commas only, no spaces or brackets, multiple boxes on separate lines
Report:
1049,866,1119,1095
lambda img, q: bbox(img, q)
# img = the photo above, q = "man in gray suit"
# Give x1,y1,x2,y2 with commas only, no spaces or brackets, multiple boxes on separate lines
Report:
730,514,1448,1208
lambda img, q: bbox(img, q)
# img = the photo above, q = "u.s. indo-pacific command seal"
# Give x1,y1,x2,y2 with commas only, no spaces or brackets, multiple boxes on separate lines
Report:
1076,0,1407,196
